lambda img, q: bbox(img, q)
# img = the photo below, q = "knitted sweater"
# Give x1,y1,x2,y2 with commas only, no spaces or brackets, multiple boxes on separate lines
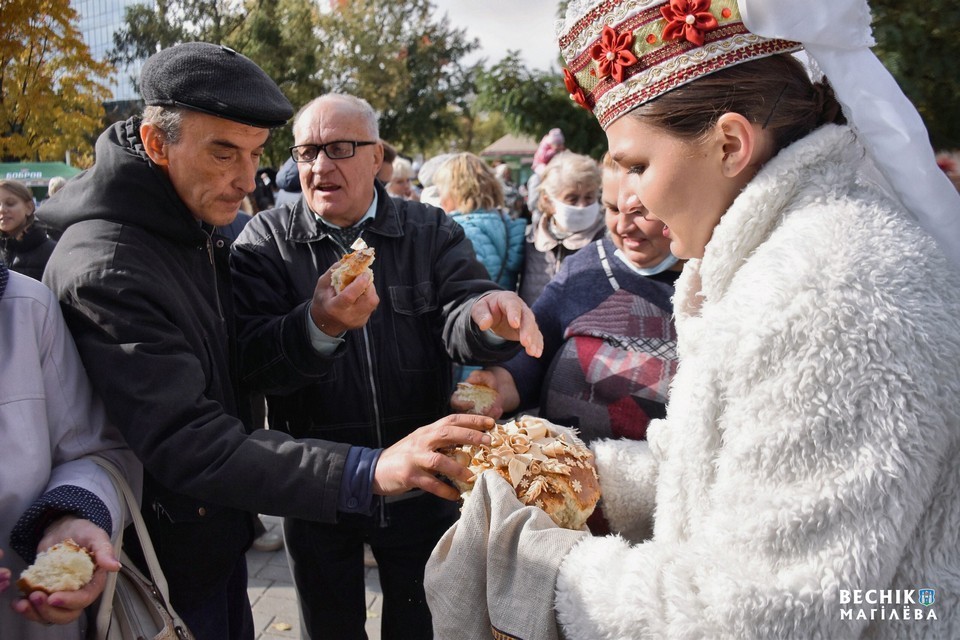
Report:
502,237,678,443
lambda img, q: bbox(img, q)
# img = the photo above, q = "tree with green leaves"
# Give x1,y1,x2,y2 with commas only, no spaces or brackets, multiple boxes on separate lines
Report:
110,0,481,160
870,0,960,149
0,0,112,163
110,0,244,65
227,0,327,163
475,52,606,159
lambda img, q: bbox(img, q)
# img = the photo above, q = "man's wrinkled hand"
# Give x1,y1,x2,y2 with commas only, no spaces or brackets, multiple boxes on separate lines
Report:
309,264,380,336
449,370,505,419
373,414,495,501
471,291,543,358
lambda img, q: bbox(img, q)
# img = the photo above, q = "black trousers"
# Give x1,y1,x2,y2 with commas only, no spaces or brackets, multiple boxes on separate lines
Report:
284,494,457,640
176,553,254,640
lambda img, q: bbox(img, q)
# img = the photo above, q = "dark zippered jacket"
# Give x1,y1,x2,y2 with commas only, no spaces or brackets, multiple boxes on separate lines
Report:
0,221,55,281
39,117,352,607
230,186,520,459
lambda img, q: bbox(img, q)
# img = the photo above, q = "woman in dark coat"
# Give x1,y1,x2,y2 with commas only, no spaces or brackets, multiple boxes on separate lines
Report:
0,180,55,280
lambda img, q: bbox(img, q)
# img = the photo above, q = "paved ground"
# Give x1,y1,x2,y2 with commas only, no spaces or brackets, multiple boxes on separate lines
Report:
246,515,383,639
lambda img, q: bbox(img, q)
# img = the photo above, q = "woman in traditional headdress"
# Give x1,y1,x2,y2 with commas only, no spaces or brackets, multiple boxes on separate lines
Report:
426,1,960,638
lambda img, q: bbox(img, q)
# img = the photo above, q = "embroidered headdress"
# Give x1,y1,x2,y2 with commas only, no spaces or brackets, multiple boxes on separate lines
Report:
557,0,960,268
557,0,800,129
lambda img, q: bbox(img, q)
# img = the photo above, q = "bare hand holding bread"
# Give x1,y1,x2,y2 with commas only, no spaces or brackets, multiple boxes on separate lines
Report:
443,415,601,530
310,238,380,335
17,539,94,595
331,238,375,294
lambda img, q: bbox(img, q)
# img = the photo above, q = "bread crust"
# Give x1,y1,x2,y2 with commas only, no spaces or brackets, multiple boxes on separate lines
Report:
332,247,375,293
17,538,95,595
444,416,601,530
453,382,497,415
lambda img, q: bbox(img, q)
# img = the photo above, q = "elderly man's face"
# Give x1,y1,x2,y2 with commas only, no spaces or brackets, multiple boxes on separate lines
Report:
294,99,383,227
142,110,268,227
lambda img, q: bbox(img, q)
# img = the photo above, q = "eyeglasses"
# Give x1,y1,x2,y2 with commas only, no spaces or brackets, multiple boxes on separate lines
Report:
290,140,377,163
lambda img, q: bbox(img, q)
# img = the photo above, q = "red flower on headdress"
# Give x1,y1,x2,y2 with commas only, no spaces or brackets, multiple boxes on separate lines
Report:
660,0,719,47
563,68,591,111
589,25,638,84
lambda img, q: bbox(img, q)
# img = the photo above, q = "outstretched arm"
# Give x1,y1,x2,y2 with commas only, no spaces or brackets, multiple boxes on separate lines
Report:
374,414,494,501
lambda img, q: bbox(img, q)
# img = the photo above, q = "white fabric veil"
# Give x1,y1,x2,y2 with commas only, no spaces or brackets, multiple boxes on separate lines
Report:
739,0,960,268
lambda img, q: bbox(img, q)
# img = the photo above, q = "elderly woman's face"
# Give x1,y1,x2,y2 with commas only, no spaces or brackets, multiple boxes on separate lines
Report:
602,167,673,269
388,175,412,198
0,186,34,236
550,183,597,209
605,115,736,260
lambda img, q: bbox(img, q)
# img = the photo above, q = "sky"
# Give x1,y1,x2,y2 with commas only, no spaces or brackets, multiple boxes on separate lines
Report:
430,0,564,71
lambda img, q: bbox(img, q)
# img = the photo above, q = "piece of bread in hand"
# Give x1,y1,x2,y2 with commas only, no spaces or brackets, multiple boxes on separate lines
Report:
453,382,497,415
443,415,601,530
17,539,95,594
331,238,375,294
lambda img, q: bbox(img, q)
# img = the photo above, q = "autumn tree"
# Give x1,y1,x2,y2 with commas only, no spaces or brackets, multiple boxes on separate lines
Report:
0,0,112,163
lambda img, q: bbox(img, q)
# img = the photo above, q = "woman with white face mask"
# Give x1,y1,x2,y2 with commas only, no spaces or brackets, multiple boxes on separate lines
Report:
518,152,605,305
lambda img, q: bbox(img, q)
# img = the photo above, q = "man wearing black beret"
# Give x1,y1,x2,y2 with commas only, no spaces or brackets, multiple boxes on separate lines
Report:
40,43,497,640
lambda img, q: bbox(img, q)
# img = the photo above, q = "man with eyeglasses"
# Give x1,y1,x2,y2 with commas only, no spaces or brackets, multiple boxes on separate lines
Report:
230,93,544,639
40,45,499,640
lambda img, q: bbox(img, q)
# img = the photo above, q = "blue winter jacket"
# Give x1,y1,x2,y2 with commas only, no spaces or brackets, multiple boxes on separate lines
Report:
450,209,526,291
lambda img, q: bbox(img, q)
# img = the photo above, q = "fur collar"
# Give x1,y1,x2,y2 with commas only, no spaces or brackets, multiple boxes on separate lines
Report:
674,125,863,321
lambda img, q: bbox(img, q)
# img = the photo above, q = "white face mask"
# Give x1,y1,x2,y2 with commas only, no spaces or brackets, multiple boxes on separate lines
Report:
614,249,679,276
550,197,601,233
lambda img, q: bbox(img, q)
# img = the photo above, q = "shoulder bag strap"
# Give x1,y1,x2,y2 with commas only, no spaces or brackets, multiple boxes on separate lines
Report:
89,455,184,636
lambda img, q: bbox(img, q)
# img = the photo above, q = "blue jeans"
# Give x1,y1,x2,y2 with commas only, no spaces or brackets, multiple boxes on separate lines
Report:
176,554,254,640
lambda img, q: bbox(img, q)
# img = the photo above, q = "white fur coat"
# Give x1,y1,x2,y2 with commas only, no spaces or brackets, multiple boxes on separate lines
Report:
556,125,960,639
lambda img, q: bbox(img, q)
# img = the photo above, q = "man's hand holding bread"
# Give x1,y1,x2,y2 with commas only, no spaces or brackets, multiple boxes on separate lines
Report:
310,251,380,337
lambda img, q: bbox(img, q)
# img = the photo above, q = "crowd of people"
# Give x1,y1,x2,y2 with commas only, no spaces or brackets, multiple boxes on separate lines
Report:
1,0,959,638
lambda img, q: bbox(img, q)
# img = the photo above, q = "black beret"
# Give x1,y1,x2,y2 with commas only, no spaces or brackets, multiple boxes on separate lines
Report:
140,42,293,129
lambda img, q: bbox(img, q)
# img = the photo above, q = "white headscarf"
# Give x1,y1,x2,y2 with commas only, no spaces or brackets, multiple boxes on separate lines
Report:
739,0,960,268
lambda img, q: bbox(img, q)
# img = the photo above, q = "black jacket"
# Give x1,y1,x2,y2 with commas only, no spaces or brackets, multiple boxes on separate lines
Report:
0,221,56,281
40,118,351,606
230,187,520,454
